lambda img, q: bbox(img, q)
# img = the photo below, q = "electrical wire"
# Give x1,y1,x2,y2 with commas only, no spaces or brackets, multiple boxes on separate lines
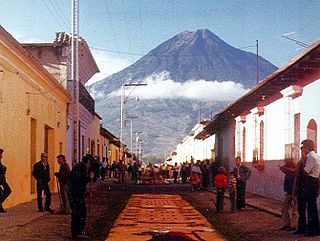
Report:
40,0,67,30
104,0,120,51
137,0,144,52
89,44,257,57
121,0,132,51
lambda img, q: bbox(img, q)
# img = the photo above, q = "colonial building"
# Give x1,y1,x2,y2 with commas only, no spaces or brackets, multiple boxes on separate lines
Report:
172,120,215,164
100,127,121,165
204,39,320,201
0,26,69,207
22,32,100,166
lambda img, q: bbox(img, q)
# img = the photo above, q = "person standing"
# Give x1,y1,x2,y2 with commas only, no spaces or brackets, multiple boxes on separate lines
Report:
214,166,227,213
54,154,71,214
295,139,320,237
68,156,92,239
0,148,11,213
32,152,53,212
279,158,297,231
172,162,179,184
117,160,126,183
233,156,251,210
228,171,237,212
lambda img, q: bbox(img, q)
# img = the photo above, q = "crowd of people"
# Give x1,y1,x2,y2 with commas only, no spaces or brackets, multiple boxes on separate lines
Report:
0,138,319,238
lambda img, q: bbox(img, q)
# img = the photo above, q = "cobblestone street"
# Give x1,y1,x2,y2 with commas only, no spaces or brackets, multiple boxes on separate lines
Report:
107,194,225,241
0,181,319,241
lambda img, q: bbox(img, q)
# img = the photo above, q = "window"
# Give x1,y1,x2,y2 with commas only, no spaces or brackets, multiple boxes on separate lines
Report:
307,119,317,152
242,127,246,161
259,121,264,161
30,118,37,194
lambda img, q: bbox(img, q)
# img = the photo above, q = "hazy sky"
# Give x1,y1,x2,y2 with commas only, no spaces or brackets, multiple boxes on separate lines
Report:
1,0,319,85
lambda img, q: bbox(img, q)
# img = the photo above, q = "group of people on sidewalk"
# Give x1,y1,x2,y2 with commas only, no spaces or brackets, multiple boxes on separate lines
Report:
279,139,320,237
212,156,251,213
0,149,95,239
31,152,95,239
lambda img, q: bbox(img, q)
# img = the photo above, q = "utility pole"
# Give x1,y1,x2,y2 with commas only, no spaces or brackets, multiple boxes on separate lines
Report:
135,131,142,160
120,82,147,163
256,40,259,85
71,0,79,166
126,115,138,154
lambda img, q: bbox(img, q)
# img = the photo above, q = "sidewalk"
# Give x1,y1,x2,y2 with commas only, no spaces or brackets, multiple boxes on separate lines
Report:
205,187,282,217
0,194,60,230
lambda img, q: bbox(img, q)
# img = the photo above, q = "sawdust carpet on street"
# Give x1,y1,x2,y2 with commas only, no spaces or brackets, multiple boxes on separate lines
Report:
106,194,225,241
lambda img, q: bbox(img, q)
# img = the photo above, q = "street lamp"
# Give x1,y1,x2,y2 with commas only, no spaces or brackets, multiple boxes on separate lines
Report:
120,82,147,162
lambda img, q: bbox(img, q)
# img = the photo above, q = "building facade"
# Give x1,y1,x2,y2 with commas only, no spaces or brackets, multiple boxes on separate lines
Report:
22,32,100,166
204,40,320,201
0,26,69,207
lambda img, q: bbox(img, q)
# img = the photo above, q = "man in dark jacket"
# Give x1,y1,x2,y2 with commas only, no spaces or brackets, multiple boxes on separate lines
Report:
54,154,71,214
0,148,11,213
32,152,52,212
233,156,251,210
279,159,297,231
68,156,92,238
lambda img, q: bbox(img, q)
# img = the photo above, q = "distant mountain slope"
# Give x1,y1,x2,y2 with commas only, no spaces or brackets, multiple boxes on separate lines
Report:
90,29,278,158
91,29,277,94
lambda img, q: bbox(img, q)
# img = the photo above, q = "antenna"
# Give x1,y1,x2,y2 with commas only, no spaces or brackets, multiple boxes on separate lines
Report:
281,35,309,48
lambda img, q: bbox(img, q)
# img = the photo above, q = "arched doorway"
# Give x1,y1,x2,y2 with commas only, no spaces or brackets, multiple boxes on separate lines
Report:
307,119,317,152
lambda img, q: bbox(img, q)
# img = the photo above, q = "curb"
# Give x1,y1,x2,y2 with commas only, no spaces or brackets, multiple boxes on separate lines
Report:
203,188,282,218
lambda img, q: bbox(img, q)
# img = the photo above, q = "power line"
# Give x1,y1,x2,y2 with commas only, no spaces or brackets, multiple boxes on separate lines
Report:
51,0,70,27
121,0,132,51
104,0,119,50
41,0,66,30
137,0,144,52
90,44,257,57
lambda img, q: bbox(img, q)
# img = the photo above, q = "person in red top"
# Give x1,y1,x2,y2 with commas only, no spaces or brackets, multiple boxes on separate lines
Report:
214,166,227,213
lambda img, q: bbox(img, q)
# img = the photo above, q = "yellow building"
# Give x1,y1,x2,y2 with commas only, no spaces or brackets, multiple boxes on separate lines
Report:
0,26,69,207
100,128,121,165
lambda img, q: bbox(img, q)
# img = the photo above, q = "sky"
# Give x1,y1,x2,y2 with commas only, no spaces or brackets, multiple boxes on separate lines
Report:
1,0,320,87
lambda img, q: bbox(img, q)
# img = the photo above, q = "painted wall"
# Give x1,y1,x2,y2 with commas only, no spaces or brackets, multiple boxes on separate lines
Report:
236,79,320,202
0,30,68,207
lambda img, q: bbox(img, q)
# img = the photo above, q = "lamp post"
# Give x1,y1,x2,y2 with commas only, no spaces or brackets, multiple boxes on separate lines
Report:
120,82,147,162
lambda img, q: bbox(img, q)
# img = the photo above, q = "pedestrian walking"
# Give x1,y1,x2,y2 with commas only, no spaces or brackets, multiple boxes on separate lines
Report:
190,160,202,191
211,157,222,187
233,156,251,210
172,162,179,184
117,160,126,183
294,139,320,237
68,155,93,239
279,158,297,231
214,166,227,213
228,171,237,212
32,152,53,212
180,163,188,184
0,148,12,213
201,160,210,188
54,154,71,214
100,157,107,180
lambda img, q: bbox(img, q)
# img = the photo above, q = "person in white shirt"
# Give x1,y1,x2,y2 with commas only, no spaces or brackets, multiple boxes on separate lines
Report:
295,139,320,237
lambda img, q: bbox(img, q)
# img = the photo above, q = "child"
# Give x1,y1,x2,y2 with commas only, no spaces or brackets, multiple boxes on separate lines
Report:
214,166,227,213
229,171,237,212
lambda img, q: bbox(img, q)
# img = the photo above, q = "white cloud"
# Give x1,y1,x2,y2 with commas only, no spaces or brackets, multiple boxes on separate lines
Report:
86,50,133,86
7,29,46,43
105,72,249,102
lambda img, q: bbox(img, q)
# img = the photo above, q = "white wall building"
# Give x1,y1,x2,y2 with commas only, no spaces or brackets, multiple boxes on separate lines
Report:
203,39,320,201
172,120,215,164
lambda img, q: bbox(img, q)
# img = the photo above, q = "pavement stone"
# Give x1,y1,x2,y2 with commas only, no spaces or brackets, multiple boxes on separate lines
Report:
0,194,61,230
